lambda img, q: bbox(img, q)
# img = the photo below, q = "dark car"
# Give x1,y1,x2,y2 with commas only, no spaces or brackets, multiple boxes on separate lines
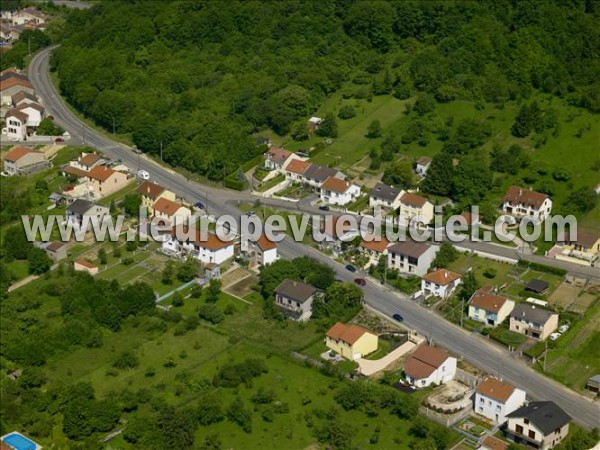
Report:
246,210,256,216
195,201,205,209
392,313,404,322
54,137,64,143
319,205,330,211
354,278,366,286
345,264,356,272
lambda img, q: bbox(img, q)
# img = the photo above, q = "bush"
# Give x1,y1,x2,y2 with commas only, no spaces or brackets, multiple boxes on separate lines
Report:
338,105,356,120
483,268,497,279
114,351,139,370
517,260,567,276
198,304,224,324
122,257,134,266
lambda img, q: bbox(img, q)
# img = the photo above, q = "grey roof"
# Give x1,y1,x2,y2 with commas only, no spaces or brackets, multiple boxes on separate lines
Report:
388,240,432,259
525,279,549,294
275,279,318,303
589,374,600,383
506,401,571,435
370,183,402,202
303,164,339,183
510,303,555,325
66,199,95,215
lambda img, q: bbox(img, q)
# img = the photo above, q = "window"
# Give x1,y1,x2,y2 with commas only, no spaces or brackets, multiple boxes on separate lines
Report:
479,398,484,404
555,428,561,434
528,430,536,440
516,425,524,434
524,419,529,425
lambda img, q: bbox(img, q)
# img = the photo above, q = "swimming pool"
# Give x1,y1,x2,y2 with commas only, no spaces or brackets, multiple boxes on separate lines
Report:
1,432,39,450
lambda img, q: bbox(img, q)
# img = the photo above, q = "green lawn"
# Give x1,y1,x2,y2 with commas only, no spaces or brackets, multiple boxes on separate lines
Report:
489,327,528,348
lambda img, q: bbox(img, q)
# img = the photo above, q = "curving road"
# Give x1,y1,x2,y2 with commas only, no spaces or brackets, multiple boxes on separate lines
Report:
29,47,599,428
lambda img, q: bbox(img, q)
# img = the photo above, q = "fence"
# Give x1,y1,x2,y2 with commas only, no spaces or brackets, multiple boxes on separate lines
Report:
455,368,480,388
419,405,471,427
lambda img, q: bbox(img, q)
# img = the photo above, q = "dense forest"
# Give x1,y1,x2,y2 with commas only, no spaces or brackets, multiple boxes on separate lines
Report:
52,0,600,181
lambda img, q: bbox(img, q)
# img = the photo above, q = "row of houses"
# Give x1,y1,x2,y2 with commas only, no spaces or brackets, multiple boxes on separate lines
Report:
0,7,47,45
1,68,48,142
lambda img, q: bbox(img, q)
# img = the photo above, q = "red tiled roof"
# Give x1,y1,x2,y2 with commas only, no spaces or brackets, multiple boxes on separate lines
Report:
137,181,166,198
503,186,549,209
321,176,354,193
359,234,390,253
422,269,461,286
0,76,33,91
171,226,234,251
79,153,101,166
469,289,508,313
476,376,516,403
153,198,186,216
400,192,428,208
404,345,450,379
87,165,115,182
63,165,88,178
416,156,432,166
326,322,372,345
2,146,38,162
6,109,28,122
286,159,311,175
75,258,97,269
265,146,292,165
255,234,277,251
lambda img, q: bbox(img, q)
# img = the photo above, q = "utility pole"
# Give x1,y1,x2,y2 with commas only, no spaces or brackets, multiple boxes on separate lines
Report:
112,116,115,135
160,140,163,163
543,339,549,372
28,37,31,55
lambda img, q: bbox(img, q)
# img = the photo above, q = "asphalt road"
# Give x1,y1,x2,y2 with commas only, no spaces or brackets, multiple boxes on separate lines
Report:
29,47,599,428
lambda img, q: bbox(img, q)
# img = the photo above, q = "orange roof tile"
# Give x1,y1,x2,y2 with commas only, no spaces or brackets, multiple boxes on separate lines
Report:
2,146,39,162
153,198,186,216
75,258,97,269
321,176,354,193
503,186,549,209
470,289,508,313
286,159,311,175
79,153,101,166
404,346,450,379
0,76,33,91
137,181,166,198
87,165,115,182
422,269,461,286
400,192,428,208
326,322,372,345
359,234,390,253
171,226,234,251
476,376,517,403
255,234,277,251
265,146,292,164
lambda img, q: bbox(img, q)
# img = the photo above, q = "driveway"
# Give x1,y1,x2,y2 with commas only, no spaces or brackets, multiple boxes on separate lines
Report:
357,334,425,376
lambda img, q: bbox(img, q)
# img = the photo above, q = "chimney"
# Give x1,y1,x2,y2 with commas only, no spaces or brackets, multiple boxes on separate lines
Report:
444,271,448,279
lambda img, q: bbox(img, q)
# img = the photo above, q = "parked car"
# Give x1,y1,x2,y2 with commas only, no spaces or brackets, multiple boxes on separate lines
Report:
549,332,561,341
194,201,205,209
319,205,330,211
558,324,569,333
354,278,366,286
345,264,356,272
0,171,10,177
54,137,64,143
137,169,150,180
246,210,256,217
392,313,404,322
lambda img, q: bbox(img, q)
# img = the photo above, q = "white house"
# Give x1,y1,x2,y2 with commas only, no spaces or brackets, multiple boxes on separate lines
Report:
162,228,235,265
415,156,432,177
369,183,404,210
152,198,191,225
404,345,457,388
506,402,571,450
319,176,361,206
359,234,390,267
318,216,360,255
4,109,27,140
474,376,527,424
303,164,344,188
398,192,435,226
387,240,438,276
263,146,300,172
502,186,552,222
13,102,44,128
65,199,110,231
421,269,462,299
1,146,46,175
468,288,515,327
253,234,278,266
285,159,312,182
274,279,318,321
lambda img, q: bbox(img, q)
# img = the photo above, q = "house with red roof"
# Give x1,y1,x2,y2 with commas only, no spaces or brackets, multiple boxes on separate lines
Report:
398,192,434,226
326,322,378,360
468,288,515,327
251,234,278,266
1,146,46,175
162,227,236,265
474,376,527,424
137,181,176,215
263,146,301,173
284,159,312,182
152,197,191,225
421,268,462,299
359,234,391,266
404,345,457,387
85,165,130,198
319,176,361,206
502,186,552,221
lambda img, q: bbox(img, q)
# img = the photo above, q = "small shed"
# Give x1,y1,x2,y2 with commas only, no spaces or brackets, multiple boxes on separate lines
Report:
525,279,549,295
45,241,67,261
74,258,98,275
586,374,600,393
205,263,221,280
49,192,63,205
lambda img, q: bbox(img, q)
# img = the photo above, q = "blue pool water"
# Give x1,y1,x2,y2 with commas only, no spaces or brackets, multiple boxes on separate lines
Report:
2,433,37,450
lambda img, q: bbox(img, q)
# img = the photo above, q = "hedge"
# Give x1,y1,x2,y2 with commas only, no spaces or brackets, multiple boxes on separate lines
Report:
240,153,265,172
517,260,567,277
224,175,247,191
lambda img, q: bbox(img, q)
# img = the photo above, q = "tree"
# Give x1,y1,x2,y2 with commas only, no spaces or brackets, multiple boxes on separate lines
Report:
200,434,222,450
198,304,224,324
113,351,139,370
431,243,458,268
125,239,137,252
458,271,479,302
421,153,454,197
259,259,300,296
366,119,382,138
291,121,310,141
451,155,492,204
205,279,222,303
227,397,252,433
316,113,338,138
98,248,107,265
197,394,224,426
413,93,436,116
158,407,196,448
177,258,198,282
338,105,356,120
36,117,64,136
122,193,141,217
2,225,32,260
27,247,52,275
511,101,542,138
382,160,415,190
162,260,174,284
171,291,184,307
313,282,364,323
